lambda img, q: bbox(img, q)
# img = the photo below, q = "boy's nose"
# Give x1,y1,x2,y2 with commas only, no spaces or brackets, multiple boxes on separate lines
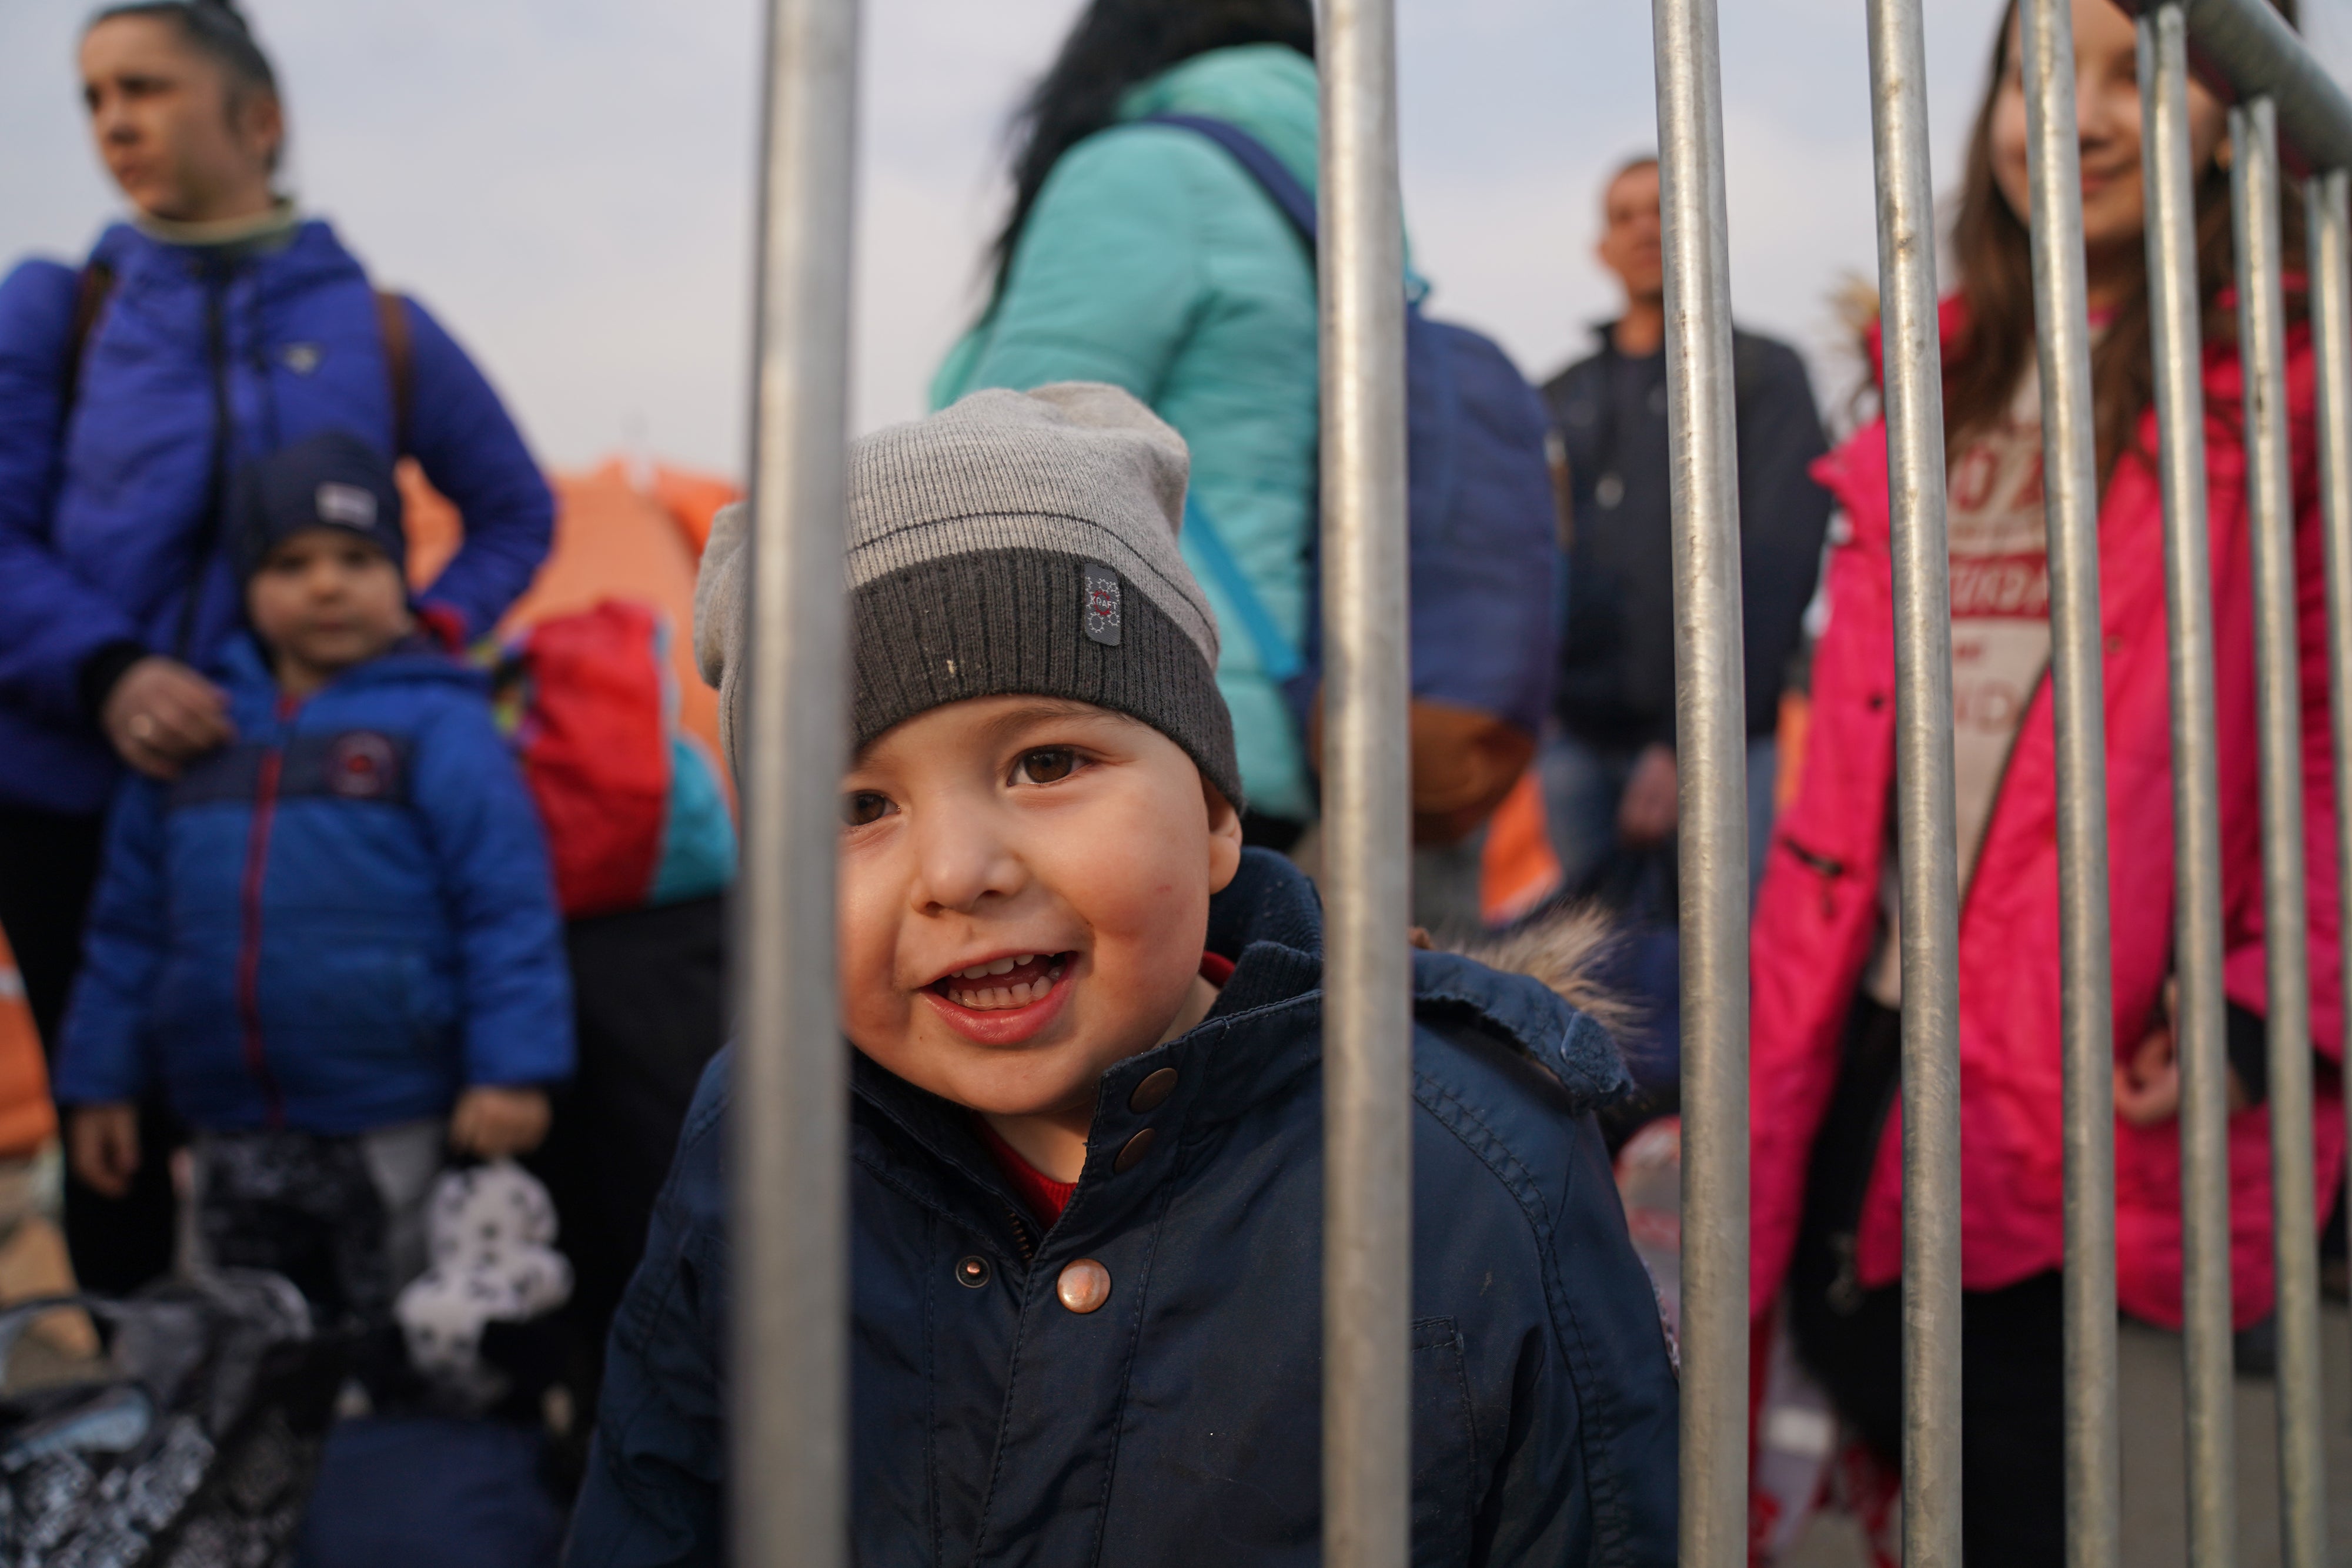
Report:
904,811,1026,915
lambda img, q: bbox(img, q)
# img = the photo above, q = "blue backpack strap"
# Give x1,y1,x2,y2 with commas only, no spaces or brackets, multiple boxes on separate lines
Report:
1132,113,1319,246
1139,112,1318,690
1183,494,1304,684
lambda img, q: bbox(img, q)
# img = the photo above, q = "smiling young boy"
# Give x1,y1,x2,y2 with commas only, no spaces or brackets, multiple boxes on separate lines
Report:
55,429,571,1359
567,385,1677,1566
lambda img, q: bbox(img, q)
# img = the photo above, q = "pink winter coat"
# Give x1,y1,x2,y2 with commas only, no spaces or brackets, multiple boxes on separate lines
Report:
1750,300,2346,1330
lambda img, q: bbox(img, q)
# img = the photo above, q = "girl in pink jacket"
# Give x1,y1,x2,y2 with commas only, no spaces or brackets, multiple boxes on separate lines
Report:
1752,0,2336,1559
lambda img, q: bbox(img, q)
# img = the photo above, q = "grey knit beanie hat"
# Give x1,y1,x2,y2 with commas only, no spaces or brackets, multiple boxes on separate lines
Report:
696,382,1241,807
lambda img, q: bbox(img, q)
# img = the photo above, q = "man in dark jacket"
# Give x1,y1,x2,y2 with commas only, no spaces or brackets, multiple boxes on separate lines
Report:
1542,155,1830,903
567,386,1679,1566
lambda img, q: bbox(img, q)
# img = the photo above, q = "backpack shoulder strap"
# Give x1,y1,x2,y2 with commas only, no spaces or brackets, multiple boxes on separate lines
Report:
1131,113,1319,248
1182,494,1304,683
60,260,117,416
375,289,414,455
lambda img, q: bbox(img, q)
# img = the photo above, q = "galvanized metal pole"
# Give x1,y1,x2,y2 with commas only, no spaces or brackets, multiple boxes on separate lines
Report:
2313,160,2352,1568
1863,3,1963,1563
2136,11,2238,1566
2018,3,2122,1563
1649,0,1749,1560
730,0,858,1563
2167,0,2352,173
2229,94,2330,1568
1315,0,1413,1562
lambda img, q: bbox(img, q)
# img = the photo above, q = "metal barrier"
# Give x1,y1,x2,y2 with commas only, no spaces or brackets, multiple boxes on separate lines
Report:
2129,5,2347,1562
1652,0,2351,1561
720,0,2352,1560
1862,0,1967,1560
1315,0,1415,1563
734,0,857,1562
2019,4,2128,1562
1649,3,1752,1563
2137,7,2239,1563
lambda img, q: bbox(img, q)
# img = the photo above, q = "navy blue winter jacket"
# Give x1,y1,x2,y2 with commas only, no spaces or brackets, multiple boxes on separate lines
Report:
0,219,554,814
54,634,574,1135
567,850,1678,1566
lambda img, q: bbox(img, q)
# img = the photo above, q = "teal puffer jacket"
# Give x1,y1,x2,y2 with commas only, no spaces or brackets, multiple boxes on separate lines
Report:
933,45,1322,822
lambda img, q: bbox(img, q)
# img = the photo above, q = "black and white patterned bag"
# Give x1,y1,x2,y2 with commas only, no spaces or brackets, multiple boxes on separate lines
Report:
0,1271,344,1568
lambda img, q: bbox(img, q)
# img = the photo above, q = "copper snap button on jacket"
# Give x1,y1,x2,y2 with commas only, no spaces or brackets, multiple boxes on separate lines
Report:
954,1255,990,1289
1056,1258,1111,1314
1128,1066,1178,1114
1112,1127,1157,1174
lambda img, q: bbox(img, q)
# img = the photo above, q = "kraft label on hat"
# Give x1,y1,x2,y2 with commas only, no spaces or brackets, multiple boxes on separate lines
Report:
316,482,377,530
1082,563,1121,647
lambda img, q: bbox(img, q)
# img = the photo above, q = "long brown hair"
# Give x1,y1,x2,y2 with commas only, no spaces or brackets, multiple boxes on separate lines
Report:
1942,0,2302,485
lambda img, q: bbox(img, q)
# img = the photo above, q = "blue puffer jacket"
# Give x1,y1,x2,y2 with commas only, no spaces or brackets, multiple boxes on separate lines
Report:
567,851,1679,1567
54,635,574,1135
0,219,555,814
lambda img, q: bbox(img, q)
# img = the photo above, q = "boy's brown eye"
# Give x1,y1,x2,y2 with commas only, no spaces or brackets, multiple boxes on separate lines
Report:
1016,748,1077,785
841,791,893,827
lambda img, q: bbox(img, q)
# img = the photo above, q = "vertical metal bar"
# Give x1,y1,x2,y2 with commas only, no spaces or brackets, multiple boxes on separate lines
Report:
2018,4,2123,1563
1863,2,1963,1563
2315,159,2352,1568
1315,0,1412,1562
2137,11,2237,1567
2229,94,2329,1568
1649,0,1748,1560
2169,0,2352,176
730,0,857,1563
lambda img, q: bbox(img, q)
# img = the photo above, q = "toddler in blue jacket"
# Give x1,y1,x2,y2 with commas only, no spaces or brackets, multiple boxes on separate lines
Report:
55,430,574,1350
567,386,1677,1566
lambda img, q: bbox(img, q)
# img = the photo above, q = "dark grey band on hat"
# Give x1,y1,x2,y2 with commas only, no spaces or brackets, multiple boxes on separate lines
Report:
853,548,1243,810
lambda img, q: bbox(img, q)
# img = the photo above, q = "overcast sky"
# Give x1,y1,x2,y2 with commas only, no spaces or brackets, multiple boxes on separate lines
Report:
7,0,2350,476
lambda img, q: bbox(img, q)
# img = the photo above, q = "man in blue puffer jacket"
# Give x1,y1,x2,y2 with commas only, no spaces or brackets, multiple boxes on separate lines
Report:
53,431,572,1353
2,1,554,1286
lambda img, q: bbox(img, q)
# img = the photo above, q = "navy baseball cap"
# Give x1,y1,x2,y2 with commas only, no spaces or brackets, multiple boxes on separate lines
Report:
231,430,407,584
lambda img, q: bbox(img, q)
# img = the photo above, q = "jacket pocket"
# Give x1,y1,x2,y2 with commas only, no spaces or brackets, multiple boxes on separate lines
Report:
1411,1315,1479,1567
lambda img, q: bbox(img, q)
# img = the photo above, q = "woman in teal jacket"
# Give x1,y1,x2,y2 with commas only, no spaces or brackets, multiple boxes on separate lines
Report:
933,1,1321,838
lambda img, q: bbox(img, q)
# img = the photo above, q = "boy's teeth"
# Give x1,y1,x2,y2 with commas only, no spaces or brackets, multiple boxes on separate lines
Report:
1015,954,1035,967
946,972,1060,1009
986,957,1015,975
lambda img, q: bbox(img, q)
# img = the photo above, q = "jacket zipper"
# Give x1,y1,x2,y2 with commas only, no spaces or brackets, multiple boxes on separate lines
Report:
1000,1203,1037,1263
174,265,236,658
237,740,288,1127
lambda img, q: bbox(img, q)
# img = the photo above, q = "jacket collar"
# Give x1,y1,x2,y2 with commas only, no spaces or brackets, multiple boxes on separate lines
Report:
213,630,484,721
92,216,364,295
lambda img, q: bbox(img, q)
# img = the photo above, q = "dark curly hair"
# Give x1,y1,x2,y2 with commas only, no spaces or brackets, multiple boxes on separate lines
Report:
989,0,1314,296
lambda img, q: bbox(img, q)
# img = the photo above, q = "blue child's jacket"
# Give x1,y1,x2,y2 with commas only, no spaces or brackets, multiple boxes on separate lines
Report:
567,850,1678,1567
0,219,554,814
55,634,574,1135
